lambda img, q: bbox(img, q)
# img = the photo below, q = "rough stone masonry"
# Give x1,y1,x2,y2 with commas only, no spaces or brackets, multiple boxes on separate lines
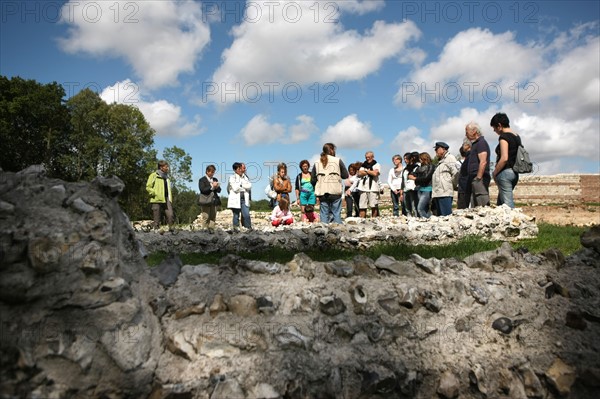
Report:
1,166,599,398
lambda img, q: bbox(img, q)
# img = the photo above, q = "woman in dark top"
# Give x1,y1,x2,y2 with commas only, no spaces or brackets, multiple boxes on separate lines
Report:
491,112,520,208
408,152,435,218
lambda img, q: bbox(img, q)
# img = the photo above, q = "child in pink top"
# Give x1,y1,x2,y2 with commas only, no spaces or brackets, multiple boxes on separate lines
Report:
301,204,320,223
271,197,294,227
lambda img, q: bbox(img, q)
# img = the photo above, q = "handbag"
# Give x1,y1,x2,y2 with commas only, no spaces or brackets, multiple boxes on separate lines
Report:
198,191,215,206
264,183,277,199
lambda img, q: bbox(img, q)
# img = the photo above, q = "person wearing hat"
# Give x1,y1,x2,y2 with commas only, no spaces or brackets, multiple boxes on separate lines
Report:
431,141,458,216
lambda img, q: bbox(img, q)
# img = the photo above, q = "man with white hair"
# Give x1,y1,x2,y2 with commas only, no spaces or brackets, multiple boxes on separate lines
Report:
465,122,491,207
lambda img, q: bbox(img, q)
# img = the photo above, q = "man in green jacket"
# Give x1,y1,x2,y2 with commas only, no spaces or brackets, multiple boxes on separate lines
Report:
146,160,174,230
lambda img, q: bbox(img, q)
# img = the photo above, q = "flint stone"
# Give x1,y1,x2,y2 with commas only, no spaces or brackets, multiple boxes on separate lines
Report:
374,255,417,276
468,364,488,395
0,200,15,213
199,341,241,358
546,358,576,396
324,260,354,277
541,248,566,269
565,310,587,330
437,370,460,398
275,325,311,349
378,293,402,316
319,295,346,316
520,366,544,398
27,236,61,274
228,294,258,316
167,331,196,360
209,294,227,317
581,225,600,254
239,259,281,274
174,303,206,320
421,291,443,313
93,176,125,196
210,378,245,399
151,254,182,287
470,284,489,305
410,253,441,274
248,383,279,399
71,198,95,213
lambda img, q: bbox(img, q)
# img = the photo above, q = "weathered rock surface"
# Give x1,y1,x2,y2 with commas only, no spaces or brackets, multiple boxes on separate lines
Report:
0,166,162,398
1,166,599,398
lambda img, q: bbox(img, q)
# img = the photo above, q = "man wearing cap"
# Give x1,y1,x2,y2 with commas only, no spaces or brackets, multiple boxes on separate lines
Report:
431,142,458,216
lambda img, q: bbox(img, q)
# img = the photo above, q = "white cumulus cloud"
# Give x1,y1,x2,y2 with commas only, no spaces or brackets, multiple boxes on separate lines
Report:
240,114,286,146
210,1,421,105
321,114,382,149
100,80,204,137
59,0,210,89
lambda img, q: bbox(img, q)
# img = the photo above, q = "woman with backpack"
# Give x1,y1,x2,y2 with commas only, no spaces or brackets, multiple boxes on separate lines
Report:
491,112,521,208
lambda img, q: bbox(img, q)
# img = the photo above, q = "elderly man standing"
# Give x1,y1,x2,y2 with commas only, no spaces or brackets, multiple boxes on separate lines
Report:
431,142,458,216
465,122,491,207
357,151,381,218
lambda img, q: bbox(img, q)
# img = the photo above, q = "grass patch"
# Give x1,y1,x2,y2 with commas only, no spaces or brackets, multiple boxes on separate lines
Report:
146,223,588,267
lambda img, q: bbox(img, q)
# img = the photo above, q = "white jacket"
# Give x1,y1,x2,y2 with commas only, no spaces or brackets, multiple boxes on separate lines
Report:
432,153,458,198
227,173,252,209
388,167,403,191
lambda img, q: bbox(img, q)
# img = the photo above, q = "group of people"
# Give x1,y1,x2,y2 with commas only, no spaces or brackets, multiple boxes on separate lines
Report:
145,112,523,231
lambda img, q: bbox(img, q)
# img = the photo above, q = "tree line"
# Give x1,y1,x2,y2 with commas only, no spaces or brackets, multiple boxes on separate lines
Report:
0,75,201,223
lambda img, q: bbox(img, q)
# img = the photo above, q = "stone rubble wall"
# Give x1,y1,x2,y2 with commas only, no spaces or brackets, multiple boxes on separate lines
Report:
138,206,538,256
389,174,599,207
1,166,599,399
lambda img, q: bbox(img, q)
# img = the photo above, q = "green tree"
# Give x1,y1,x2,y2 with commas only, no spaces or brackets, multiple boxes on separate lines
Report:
0,76,70,173
162,146,192,192
62,89,156,219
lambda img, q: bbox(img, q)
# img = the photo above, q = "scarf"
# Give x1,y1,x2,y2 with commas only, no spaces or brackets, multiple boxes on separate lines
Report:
361,159,378,190
157,169,169,201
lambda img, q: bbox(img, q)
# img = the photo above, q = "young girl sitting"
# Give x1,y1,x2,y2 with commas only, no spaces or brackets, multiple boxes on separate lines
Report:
270,197,294,227
301,204,320,223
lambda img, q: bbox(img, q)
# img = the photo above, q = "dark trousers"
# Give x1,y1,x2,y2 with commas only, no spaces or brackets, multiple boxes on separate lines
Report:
152,201,173,229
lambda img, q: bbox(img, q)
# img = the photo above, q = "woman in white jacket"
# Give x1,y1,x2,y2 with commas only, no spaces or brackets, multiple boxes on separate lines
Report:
227,162,252,229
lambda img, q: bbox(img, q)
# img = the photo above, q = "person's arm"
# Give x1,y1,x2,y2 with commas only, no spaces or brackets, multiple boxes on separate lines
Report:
476,151,488,180
493,139,509,178
283,178,292,194
387,169,394,188
295,174,301,202
281,210,294,221
339,159,349,180
229,175,244,193
270,207,279,221
311,165,318,186
146,173,156,196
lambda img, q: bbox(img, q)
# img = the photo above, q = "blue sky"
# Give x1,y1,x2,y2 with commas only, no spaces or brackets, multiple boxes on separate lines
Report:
2,0,599,194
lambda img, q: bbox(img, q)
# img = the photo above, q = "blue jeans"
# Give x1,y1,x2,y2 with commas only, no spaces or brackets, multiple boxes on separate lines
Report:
404,190,418,217
320,196,343,224
417,190,432,218
390,190,401,216
435,197,453,216
496,168,519,208
232,201,252,228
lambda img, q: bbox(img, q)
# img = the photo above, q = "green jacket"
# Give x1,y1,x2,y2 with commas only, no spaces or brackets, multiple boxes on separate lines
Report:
146,172,173,203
